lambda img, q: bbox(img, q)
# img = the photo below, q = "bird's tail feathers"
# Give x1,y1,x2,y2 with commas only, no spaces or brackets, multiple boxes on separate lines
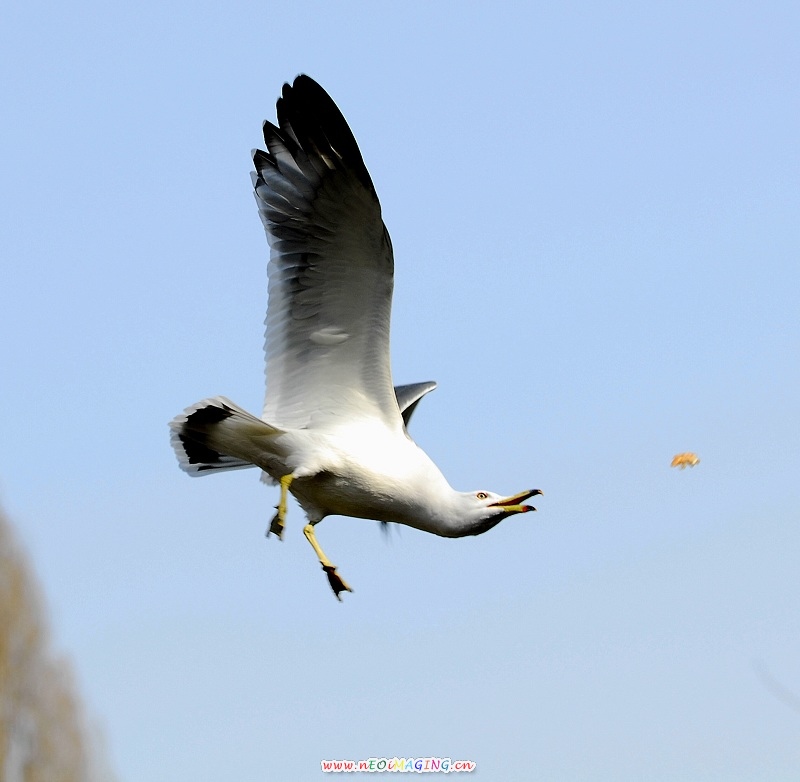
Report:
169,396,281,476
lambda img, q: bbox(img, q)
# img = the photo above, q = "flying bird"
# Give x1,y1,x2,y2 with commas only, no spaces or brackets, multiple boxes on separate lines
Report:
170,76,541,599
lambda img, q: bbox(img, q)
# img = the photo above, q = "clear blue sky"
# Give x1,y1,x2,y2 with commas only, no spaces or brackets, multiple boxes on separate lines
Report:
1,1,799,780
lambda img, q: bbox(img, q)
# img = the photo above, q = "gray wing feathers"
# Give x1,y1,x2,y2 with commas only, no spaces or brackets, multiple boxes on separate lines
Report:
252,76,398,430
394,381,438,428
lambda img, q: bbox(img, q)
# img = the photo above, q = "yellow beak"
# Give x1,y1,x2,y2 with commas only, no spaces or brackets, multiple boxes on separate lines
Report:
489,488,543,513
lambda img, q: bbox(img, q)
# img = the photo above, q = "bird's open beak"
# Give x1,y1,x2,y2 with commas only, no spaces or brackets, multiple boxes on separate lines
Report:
489,488,543,513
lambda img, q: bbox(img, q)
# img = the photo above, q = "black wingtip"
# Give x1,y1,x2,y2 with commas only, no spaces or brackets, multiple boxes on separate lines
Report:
252,147,271,170
274,74,375,193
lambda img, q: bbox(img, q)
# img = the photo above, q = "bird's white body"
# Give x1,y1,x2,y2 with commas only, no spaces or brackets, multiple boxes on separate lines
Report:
277,422,457,533
177,395,471,535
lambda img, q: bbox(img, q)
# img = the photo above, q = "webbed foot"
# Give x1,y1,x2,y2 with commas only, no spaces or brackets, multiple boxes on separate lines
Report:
323,565,353,601
267,511,285,539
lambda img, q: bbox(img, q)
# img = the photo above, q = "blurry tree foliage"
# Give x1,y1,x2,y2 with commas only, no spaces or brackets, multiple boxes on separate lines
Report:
0,506,113,782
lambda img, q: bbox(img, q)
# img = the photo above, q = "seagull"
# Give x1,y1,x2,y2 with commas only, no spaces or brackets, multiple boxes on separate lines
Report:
170,75,541,599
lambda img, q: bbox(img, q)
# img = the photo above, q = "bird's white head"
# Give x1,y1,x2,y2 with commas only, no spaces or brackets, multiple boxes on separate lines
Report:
444,488,542,537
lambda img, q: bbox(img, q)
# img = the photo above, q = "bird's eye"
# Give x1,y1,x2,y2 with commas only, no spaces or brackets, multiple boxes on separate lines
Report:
476,492,489,500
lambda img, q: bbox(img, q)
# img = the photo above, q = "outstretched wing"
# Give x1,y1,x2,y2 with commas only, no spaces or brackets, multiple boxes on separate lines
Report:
252,75,399,431
394,381,437,428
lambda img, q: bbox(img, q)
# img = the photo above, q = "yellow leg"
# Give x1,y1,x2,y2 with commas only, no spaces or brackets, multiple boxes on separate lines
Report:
303,523,353,601
268,474,294,539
